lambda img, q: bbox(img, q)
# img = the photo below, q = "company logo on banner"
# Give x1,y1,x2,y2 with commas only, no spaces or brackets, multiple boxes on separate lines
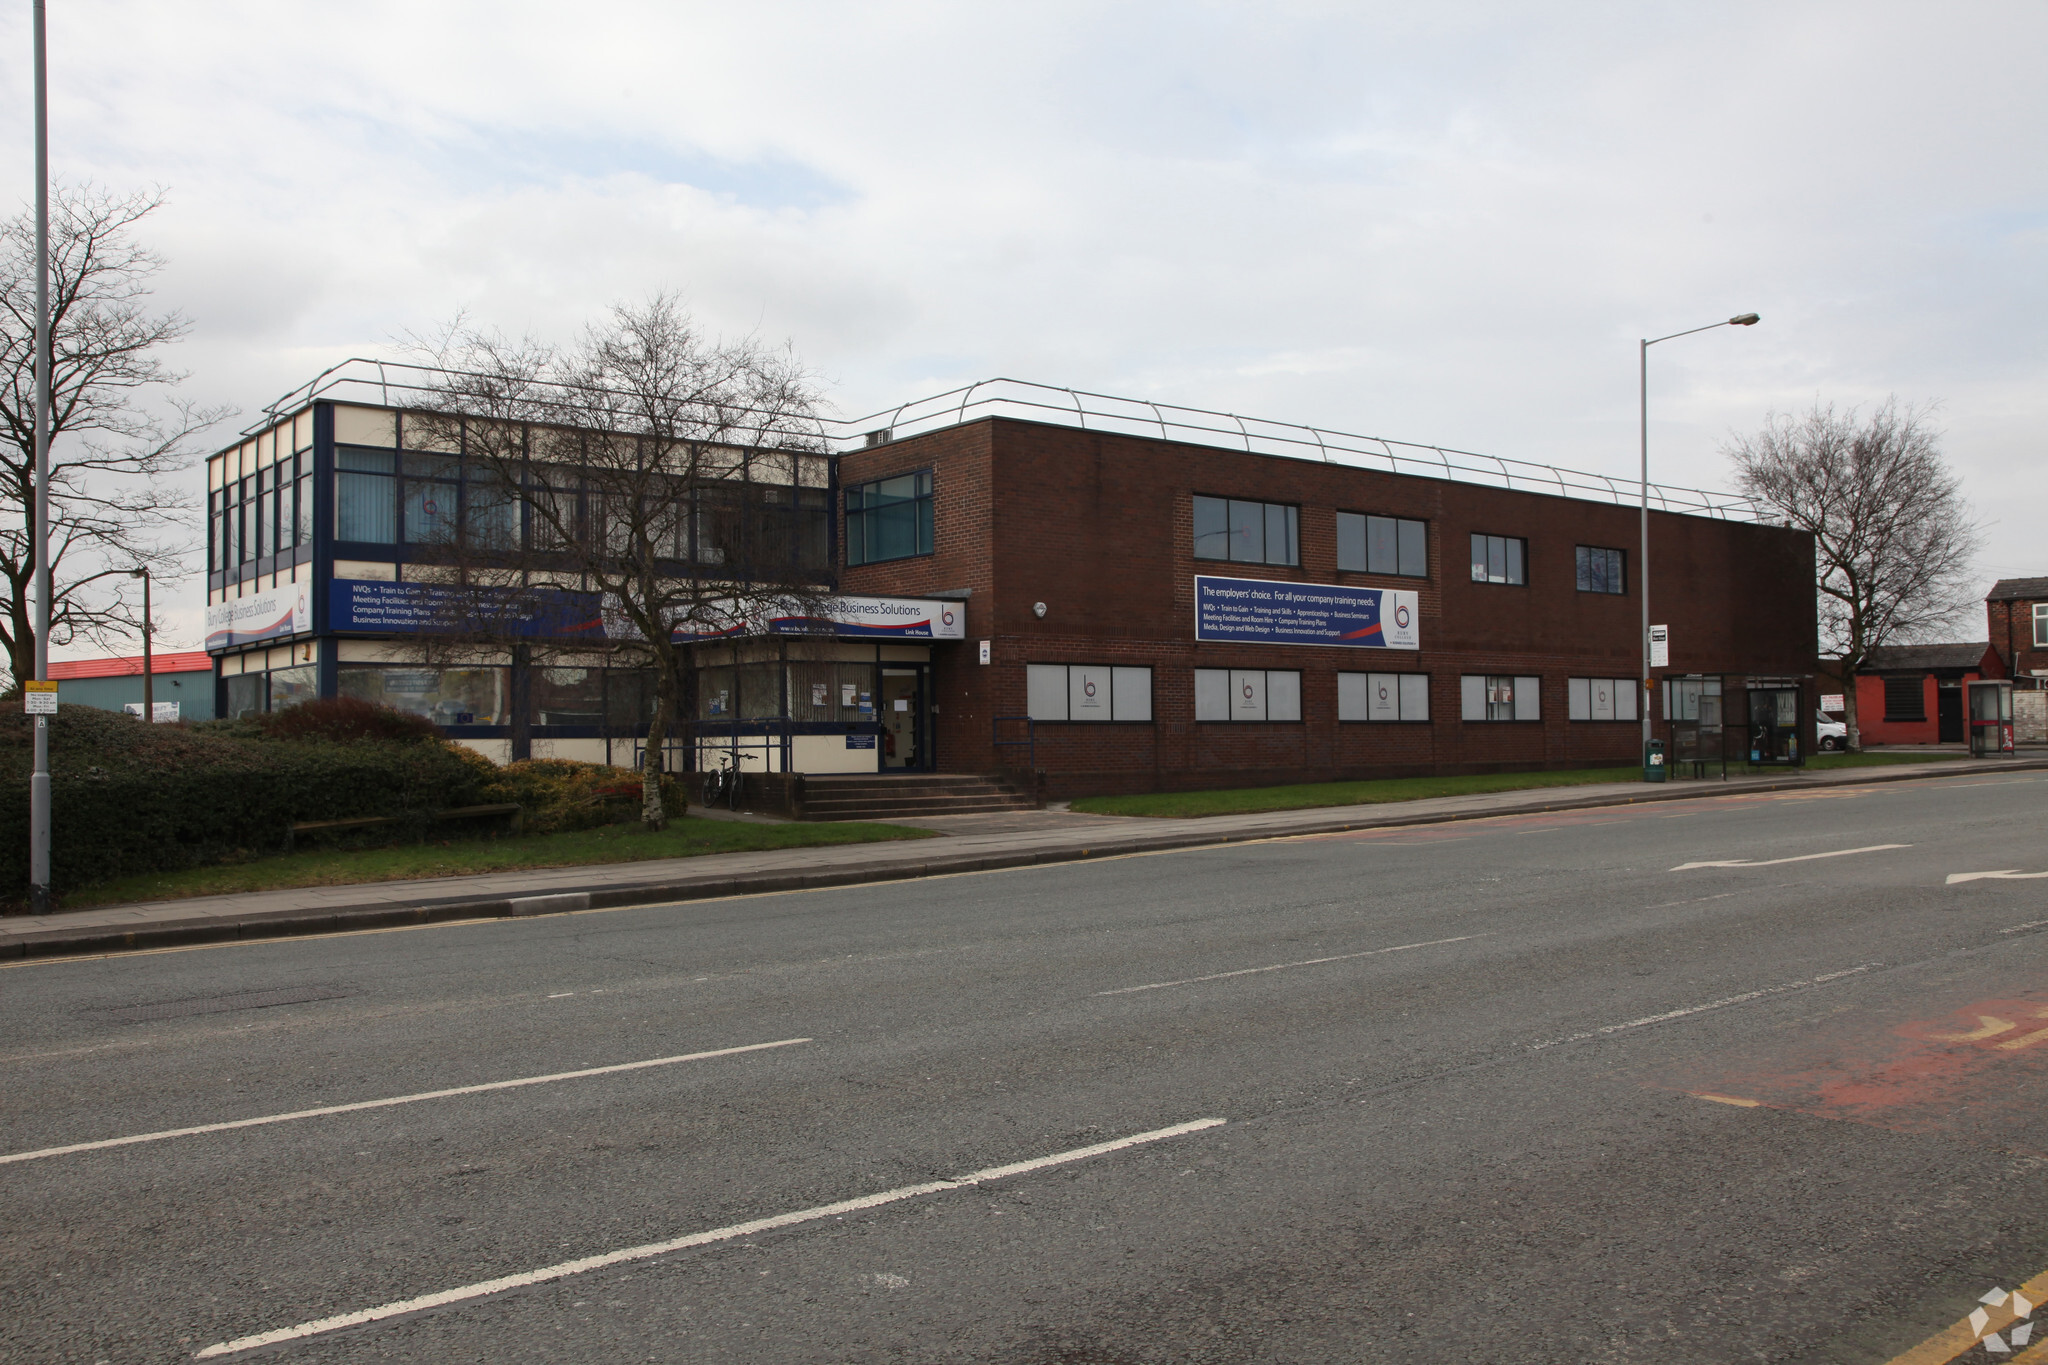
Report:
205,587,311,650
1194,576,1420,649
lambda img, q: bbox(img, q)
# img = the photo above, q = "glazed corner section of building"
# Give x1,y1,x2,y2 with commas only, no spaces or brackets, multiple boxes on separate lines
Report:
205,379,1820,796
203,399,962,774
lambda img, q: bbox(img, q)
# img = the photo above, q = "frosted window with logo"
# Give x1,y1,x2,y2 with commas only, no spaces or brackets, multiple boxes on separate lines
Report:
1029,664,1152,722
1068,665,1114,720
1197,669,1300,722
1340,672,1430,721
1229,669,1268,720
1568,677,1639,722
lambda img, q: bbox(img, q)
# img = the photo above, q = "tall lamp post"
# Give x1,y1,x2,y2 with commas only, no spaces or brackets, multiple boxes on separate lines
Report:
1640,312,1760,776
27,0,52,912
129,568,153,719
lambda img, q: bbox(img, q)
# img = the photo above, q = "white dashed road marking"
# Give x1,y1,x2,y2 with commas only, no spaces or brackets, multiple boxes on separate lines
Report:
0,1038,809,1166
194,1117,1229,1358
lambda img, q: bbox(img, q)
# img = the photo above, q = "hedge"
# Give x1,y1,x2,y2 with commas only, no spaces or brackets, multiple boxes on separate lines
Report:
0,706,493,903
0,705,686,905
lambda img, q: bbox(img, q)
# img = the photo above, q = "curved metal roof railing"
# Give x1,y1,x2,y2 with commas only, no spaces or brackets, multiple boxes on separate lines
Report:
247,362,1761,521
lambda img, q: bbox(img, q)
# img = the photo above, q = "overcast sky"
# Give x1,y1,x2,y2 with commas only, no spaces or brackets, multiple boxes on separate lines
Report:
6,2,2042,653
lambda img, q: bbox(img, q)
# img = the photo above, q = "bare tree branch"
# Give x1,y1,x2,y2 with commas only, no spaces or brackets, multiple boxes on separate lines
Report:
1724,399,1981,750
402,294,831,829
0,184,229,685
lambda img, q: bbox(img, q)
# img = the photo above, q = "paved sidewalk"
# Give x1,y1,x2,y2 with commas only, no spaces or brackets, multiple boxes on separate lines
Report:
6,756,2044,960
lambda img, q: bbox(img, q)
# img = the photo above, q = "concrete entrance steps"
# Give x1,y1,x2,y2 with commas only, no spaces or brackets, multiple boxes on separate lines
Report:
801,773,1038,821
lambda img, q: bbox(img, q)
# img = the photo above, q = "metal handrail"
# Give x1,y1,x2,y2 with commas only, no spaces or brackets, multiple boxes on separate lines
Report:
991,714,1034,773
246,362,1762,522
835,378,1762,521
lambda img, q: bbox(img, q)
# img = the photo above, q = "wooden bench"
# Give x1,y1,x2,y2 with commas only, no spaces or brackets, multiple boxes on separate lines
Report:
286,802,523,850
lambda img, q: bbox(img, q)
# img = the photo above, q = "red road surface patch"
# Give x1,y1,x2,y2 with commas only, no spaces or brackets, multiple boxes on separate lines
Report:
1647,987,2048,1156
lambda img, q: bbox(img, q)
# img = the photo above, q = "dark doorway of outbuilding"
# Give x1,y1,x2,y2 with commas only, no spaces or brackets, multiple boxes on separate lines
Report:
1938,686,1964,742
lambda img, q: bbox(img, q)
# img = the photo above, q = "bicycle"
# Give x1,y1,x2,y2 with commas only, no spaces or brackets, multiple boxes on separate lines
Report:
701,755,734,809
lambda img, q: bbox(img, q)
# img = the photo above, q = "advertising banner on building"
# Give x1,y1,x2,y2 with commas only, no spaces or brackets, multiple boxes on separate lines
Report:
766,595,966,640
328,580,604,639
676,595,967,641
205,586,312,650
1194,576,1419,649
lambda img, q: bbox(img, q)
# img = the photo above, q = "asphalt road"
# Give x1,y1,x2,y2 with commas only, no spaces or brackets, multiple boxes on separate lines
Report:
5,771,2048,1364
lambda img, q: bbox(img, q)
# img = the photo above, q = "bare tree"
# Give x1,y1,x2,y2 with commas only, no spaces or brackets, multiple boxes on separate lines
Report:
1725,400,1980,750
406,294,830,829
0,185,227,688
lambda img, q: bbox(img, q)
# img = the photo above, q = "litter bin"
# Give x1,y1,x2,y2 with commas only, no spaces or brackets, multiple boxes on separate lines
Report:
1644,738,1667,783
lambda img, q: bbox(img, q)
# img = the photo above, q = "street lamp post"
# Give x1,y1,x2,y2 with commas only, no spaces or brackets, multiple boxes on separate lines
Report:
27,0,52,912
1639,313,1760,777
130,568,152,718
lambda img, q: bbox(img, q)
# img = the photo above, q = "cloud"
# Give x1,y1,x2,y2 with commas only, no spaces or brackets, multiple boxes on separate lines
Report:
5,0,2042,650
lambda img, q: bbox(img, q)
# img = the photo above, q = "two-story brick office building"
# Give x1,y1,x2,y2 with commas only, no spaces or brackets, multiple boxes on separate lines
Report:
204,371,1816,795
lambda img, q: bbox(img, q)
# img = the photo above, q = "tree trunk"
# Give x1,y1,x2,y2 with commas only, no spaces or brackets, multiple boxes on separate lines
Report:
643,657,676,831
1842,670,1862,752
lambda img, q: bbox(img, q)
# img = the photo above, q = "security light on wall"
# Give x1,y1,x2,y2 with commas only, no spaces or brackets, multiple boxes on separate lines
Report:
1032,602,1047,618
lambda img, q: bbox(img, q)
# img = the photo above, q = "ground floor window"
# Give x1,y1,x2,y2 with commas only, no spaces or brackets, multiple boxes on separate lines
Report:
1461,674,1540,721
223,663,319,719
1337,672,1430,721
1567,677,1639,721
527,666,659,729
1882,675,1926,722
1026,664,1153,721
1195,668,1302,722
338,664,511,726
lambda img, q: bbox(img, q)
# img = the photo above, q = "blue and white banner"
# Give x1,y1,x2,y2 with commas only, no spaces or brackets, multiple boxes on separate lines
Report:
1195,576,1419,649
329,580,604,638
205,586,311,650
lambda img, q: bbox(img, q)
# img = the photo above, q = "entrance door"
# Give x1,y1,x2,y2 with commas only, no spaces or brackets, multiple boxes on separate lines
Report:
879,667,927,770
1937,686,1964,742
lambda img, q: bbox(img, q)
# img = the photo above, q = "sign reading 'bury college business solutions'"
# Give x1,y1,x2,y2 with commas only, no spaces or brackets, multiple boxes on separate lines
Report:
205,586,312,650
1195,576,1419,649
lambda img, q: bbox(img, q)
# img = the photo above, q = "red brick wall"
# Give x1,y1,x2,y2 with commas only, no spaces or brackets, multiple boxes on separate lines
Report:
1989,597,2048,680
840,418,1818,796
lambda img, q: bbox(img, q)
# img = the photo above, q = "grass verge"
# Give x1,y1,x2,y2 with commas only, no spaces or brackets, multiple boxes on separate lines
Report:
59,818,936,910
1070,750,1970,818
1069,768,1639,818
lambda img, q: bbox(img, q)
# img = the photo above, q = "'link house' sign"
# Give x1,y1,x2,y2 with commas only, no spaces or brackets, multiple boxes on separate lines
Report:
1194,576,1420,649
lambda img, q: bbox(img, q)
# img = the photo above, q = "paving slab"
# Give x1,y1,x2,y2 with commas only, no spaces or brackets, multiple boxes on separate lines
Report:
4,757,2044,961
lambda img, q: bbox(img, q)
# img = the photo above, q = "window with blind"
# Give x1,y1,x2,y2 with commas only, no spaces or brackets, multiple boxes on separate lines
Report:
1882,676,1926,721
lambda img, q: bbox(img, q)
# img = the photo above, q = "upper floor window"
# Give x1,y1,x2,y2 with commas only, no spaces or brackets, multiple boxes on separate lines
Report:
846,470,933,566
1193,495,1299,566
2034,602,2048,648
1575,545,1626,595
1469,533,1526,585
1337,513,1427,577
